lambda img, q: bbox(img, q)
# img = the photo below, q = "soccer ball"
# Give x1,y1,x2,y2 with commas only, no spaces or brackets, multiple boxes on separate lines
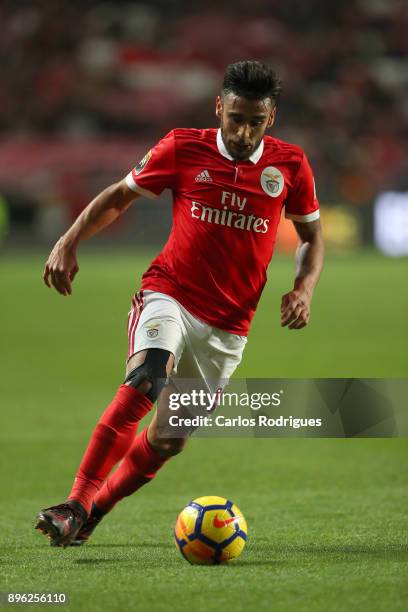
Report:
174,495,247,565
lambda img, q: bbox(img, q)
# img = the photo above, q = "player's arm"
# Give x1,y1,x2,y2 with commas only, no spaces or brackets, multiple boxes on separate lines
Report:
43,179,139,296
281,219,324,329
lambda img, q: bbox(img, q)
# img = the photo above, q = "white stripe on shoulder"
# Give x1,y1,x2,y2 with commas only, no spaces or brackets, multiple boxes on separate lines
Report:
125,172,159,200
285,209,320,223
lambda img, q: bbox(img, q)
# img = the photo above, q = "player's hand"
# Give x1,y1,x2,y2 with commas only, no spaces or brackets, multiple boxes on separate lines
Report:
280,289,311,329
43,238,79,296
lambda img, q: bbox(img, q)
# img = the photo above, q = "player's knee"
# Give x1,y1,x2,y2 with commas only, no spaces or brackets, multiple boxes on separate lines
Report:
149,434,187,457
124,348,171,402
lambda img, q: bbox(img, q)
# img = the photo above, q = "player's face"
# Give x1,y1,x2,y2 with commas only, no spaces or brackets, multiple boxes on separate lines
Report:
216,94,276,161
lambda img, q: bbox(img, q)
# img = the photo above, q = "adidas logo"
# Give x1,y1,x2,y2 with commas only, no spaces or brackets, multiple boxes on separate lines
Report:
195,169,213,183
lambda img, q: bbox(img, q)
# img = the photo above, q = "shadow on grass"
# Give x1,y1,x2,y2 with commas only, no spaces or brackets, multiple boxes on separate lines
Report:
75,558,130,565
234,542,408,565
73,543,408,570
15,542,173,550
14,542,408,567
70,542,408,569
88,542,173,549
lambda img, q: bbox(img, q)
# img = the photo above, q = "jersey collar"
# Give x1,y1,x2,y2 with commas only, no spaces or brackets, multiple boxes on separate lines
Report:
217,128,264,164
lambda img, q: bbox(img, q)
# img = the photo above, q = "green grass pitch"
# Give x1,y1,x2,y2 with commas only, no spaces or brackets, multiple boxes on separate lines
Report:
1,250,407,611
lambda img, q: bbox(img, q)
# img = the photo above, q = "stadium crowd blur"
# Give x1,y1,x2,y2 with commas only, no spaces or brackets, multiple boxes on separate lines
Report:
0,0,407,242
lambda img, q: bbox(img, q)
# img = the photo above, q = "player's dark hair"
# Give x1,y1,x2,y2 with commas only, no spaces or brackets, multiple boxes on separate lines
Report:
222,61,282,106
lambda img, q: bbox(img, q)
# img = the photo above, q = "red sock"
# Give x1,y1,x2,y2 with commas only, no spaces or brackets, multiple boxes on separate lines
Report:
68,385,152,515
93,428,168,513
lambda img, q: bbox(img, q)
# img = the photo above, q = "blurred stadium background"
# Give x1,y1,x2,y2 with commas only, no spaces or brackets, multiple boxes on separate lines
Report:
0,0,407,255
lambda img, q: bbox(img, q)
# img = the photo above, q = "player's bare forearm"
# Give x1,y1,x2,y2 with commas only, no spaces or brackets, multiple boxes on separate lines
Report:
294,221,324,295
43,179,139,296
281,219,324,329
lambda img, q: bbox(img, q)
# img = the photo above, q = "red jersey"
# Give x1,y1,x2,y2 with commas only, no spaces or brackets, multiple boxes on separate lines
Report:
125,128,319,335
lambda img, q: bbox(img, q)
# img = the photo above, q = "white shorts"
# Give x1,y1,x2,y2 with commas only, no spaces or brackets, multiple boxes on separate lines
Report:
127,290,247,392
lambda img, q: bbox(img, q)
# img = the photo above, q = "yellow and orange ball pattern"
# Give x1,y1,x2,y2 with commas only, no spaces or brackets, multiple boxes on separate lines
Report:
174,496,247,565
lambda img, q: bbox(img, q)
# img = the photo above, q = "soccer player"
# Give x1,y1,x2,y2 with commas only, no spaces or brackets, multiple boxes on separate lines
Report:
35,61,324,547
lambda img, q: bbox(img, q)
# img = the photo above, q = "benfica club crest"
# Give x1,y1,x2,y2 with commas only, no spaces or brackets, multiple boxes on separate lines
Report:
260,166,284,197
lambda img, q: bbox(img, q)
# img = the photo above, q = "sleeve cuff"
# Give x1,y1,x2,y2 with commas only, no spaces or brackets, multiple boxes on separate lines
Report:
285,209,320,223
125,172,159,200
